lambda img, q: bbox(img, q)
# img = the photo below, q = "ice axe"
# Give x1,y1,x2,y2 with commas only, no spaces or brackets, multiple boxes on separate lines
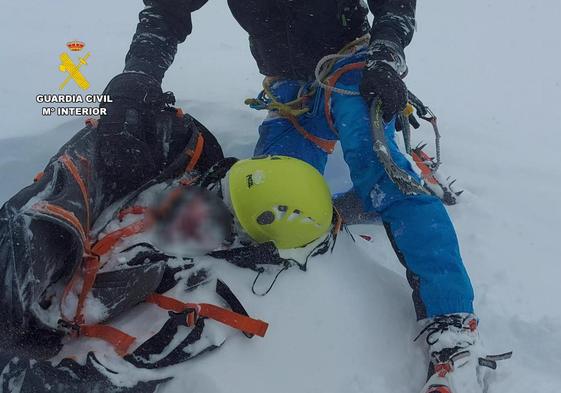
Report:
369,98,428,196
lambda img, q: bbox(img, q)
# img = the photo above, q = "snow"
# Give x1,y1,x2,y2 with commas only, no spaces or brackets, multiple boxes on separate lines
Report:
1,1,561,392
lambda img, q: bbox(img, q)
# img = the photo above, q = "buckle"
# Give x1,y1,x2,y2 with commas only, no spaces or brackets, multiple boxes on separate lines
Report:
168,307,199,328
58,319,80,337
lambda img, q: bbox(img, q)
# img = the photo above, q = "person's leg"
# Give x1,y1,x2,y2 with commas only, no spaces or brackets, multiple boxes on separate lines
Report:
330,77,474,319
253,80,329,174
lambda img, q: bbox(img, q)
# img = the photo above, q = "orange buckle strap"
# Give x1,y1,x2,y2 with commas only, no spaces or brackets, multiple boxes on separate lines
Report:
59,320,136,357
146,293,269,338
198,303,269,337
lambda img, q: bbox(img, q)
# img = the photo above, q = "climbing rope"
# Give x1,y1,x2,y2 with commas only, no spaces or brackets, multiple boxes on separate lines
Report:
313,35,370,96
246,35,370,117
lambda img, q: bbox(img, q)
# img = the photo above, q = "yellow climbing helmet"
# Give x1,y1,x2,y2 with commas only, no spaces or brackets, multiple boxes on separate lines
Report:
227,156,333,249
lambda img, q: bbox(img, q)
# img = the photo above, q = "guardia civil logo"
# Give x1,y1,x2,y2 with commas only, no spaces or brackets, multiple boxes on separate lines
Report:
58,40,91,90
36,40,109,117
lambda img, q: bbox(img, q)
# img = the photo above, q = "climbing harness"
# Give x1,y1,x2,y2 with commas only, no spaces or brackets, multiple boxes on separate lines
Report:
245,78,337,154
246,36,461,203
244,36,372,153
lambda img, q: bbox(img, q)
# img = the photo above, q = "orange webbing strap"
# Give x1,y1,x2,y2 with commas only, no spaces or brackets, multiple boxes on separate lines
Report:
284,113,337,154
323,62,366,134
79,324,136,356
59,154,91,230
32,202,89,249
91,218,152,256
185,132,205,172
199,303,269,337
146,293,269,338
145,293,189,313
73,255,100,325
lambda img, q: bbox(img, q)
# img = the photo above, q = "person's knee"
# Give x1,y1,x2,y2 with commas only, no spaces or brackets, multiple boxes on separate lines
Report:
255,118,293,155
254,119,328,173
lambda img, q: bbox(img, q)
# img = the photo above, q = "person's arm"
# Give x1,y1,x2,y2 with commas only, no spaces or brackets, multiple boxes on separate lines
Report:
360,0,417,119
368,0,416,51
124,0,209,82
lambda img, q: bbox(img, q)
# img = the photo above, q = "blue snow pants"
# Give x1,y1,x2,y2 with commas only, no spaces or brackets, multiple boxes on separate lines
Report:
253,58,474,319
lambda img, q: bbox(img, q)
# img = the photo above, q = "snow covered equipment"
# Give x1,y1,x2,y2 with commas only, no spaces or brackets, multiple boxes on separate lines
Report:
415,314,512,393
0,90,274,391
405,91,464,205
411,144,463,206
227,155,333,249
369,97,462,204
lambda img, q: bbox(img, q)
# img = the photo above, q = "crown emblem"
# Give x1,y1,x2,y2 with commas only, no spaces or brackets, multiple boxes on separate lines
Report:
66,40,85,52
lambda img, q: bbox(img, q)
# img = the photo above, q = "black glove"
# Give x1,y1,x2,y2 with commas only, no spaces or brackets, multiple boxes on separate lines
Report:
359,40,409,121
98,72,173,137
95,72,175,202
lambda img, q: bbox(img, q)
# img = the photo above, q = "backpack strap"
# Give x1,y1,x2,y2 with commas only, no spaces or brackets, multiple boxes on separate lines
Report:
78,325,136,357
185,131,205,172
125,279,269,368
208,241,284,271
145,292,268,338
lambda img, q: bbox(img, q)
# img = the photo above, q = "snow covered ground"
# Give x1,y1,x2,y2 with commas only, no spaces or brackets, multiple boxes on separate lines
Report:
1,1,561,392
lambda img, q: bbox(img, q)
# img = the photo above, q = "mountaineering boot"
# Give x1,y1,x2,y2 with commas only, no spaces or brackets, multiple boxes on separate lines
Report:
417,314,512,393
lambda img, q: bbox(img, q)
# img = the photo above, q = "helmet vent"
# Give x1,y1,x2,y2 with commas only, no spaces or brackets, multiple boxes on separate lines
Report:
274,205,288,220
256,211,275,225
287,209,301,222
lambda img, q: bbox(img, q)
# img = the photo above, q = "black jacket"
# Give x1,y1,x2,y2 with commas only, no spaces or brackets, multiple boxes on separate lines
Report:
124,0,416,81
